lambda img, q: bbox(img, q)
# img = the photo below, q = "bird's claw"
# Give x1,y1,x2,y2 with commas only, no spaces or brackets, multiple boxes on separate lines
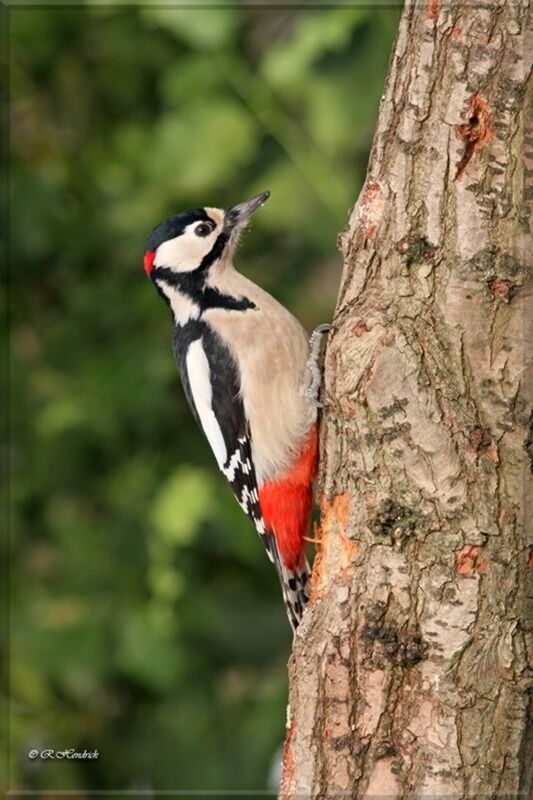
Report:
305,323,332,408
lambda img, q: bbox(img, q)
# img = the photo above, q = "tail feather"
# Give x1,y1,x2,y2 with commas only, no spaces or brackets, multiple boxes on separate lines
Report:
271,548,311,631
257,428,318,630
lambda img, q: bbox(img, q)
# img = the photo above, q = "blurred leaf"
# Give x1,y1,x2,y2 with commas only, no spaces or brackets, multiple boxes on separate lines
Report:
36,396,88,437
150,466,215,545
116,607,182,692
142,100,260,196
143,7,238,49
160,56,224,106
261,8,368,86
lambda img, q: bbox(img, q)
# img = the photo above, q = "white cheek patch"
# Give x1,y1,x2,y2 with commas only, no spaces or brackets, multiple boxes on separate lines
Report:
154,222,220,273
186,338,228,468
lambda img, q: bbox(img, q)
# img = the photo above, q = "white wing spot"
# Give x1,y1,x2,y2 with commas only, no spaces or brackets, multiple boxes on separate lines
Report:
223,449,242,482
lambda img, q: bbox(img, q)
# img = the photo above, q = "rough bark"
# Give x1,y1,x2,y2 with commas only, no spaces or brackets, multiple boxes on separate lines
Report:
281,1,532,798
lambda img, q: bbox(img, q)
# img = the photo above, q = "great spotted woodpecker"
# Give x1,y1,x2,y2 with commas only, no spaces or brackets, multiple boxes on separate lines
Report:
144,192,327,630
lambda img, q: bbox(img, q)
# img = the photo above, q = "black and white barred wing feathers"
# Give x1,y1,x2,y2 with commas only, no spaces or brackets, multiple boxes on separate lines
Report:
221,430,277,562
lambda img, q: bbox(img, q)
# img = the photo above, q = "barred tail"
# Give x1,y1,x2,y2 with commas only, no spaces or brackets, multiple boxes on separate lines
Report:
272,549,311,631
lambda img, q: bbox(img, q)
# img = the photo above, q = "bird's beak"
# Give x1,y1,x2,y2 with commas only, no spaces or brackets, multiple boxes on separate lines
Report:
225,191,270,231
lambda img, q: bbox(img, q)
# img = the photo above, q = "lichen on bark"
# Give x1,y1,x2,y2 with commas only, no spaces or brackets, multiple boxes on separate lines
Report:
281,1,532,797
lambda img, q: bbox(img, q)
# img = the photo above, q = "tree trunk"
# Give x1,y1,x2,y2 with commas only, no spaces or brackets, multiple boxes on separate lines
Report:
281,1,532,797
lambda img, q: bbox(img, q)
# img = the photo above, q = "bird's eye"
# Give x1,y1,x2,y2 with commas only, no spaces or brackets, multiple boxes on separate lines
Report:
195,222,214,237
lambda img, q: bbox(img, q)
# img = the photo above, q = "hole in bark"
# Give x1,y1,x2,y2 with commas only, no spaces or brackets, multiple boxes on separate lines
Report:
454,93,494,179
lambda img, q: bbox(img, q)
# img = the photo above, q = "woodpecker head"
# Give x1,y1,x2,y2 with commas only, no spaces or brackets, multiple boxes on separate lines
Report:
143,191,270,279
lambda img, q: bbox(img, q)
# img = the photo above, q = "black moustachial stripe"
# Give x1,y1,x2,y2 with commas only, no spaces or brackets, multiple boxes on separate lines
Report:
154,266,256,313
150,211,257,314
199,231,228,270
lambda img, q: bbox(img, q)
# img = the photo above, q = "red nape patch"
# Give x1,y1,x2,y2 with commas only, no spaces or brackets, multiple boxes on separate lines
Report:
259,427,318,570
144,250,156,276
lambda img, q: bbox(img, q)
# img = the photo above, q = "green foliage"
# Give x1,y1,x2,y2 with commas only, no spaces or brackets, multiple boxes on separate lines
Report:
261,8,368,86
8,4,399,792
116,606,183,693
144,7,240,50
150,466,215,545
145,101,260,194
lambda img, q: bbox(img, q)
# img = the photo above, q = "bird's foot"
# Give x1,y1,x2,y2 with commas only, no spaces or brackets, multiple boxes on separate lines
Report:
304,323,332,408
304,521,323,547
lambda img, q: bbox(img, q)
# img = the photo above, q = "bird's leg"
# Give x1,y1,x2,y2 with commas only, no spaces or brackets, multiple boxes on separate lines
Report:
304,323,332,408
304,522,323,546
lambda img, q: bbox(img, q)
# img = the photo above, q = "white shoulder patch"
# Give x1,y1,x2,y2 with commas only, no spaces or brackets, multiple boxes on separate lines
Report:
186,338,227,468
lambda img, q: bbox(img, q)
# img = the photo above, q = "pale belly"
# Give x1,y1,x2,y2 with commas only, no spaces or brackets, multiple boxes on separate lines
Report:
204,305,317,483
